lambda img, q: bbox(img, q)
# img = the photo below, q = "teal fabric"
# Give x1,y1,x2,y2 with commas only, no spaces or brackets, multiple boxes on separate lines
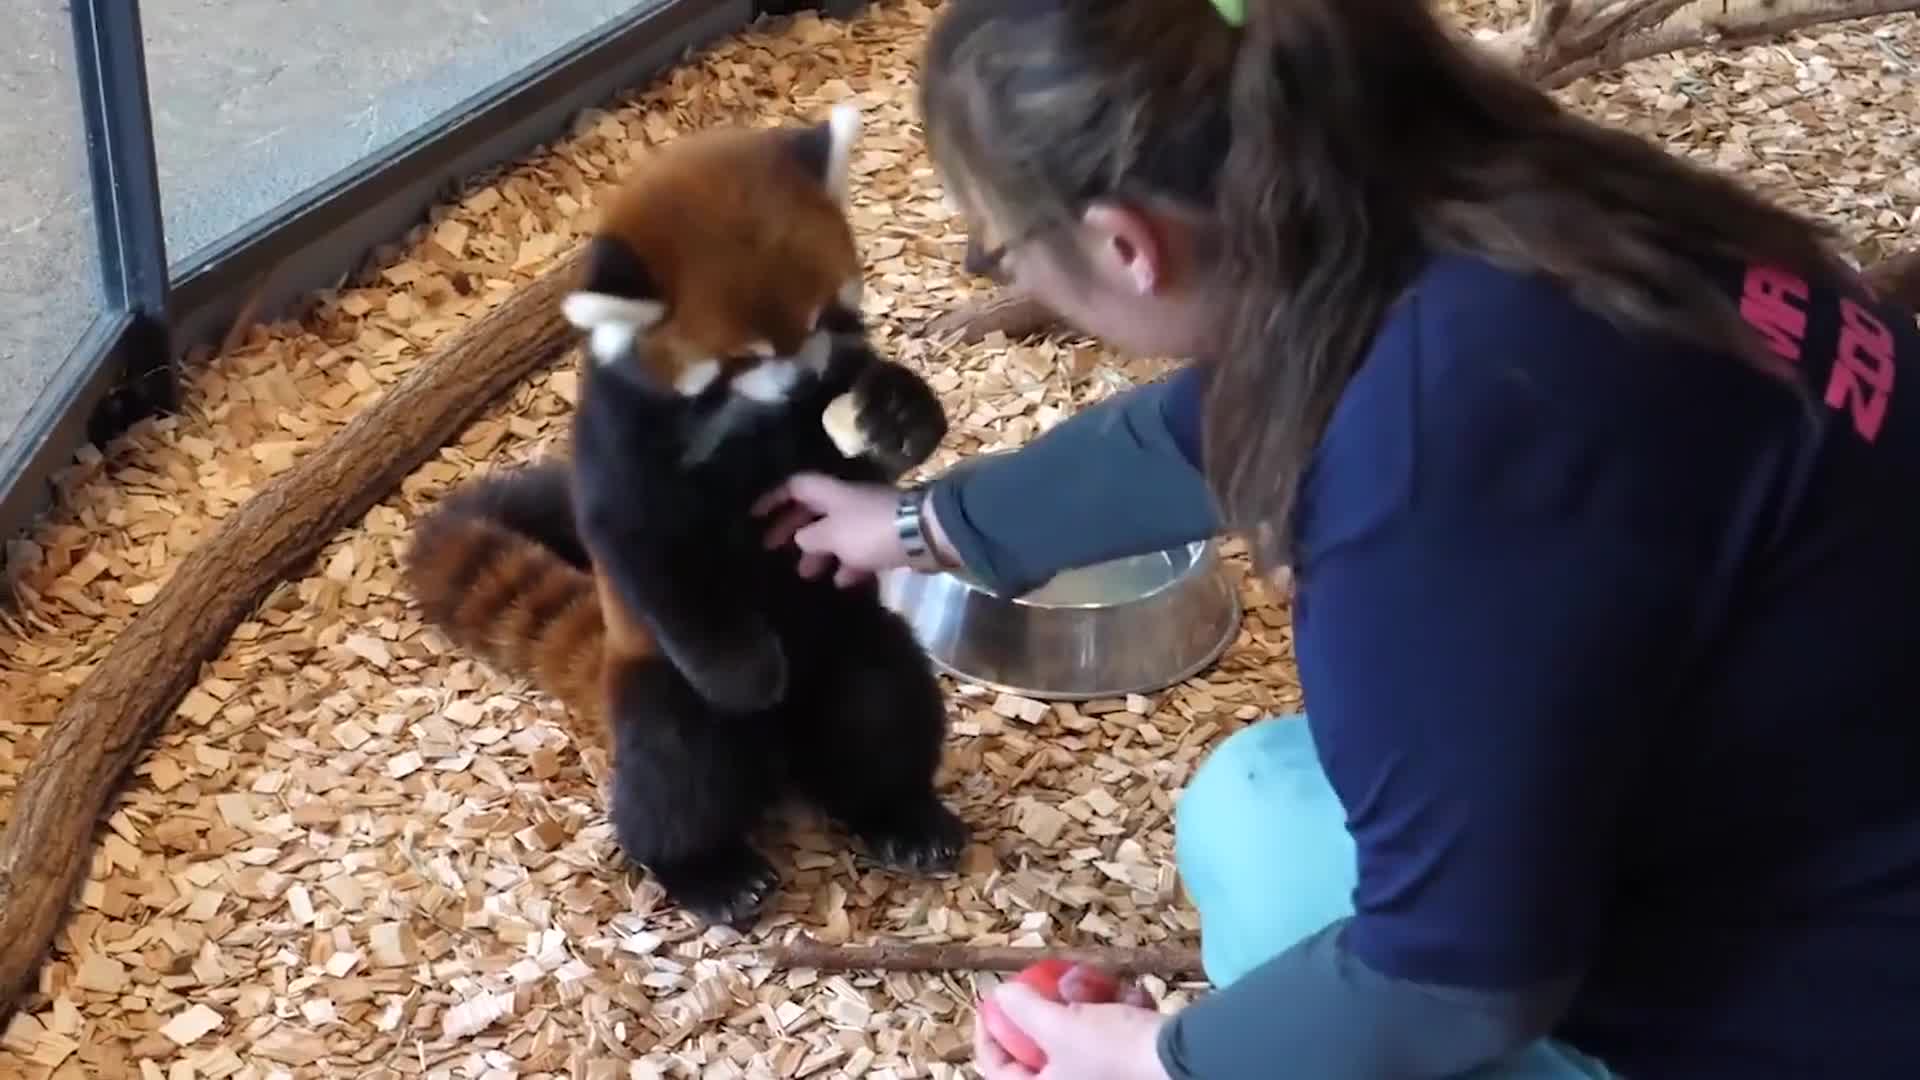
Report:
1174,714,1617,1078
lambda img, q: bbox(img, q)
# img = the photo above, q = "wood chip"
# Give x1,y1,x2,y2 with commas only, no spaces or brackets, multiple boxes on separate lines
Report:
159,1004,225,1047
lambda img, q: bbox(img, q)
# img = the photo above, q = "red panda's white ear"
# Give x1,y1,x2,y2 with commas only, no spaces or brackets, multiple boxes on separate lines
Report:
837,276,863,312
825,103,861,206
563,291,666,365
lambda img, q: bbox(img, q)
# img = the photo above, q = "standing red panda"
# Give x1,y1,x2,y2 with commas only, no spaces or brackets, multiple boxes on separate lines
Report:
403,105,966,928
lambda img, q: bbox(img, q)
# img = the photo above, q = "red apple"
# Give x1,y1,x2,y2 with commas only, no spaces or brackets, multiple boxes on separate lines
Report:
978,960,1124,1069
1014,957,1076,997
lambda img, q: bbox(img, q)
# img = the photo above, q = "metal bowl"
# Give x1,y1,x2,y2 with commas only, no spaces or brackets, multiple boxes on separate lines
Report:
879,539,1243,701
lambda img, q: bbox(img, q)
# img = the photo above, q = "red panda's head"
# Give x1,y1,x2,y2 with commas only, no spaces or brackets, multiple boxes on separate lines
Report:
562,105,866,403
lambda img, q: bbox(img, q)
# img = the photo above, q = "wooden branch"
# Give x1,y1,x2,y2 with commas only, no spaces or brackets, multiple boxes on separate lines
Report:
759,935,1208,981
1493,0,1920,89
0,254,586,1023
936,0,1920,342
1517,0,1577,73
924,292,1061,344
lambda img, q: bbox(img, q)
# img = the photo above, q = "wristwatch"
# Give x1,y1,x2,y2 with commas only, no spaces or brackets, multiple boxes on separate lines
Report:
894,485,951,574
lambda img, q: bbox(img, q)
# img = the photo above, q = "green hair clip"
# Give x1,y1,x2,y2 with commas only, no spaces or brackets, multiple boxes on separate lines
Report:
1210,0,1246,26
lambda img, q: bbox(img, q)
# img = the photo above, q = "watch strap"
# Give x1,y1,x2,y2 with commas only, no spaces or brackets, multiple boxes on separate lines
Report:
895,486,947,573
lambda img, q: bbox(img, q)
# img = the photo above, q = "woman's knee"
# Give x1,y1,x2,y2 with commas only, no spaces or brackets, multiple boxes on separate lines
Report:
1174,715,1360,984
1178,714,1348,848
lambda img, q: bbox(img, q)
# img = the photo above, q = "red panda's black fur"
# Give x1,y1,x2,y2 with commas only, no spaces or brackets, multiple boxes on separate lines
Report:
403,107,964,928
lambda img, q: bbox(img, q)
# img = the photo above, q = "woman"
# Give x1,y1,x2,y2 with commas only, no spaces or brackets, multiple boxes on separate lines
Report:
755,0,1920,1076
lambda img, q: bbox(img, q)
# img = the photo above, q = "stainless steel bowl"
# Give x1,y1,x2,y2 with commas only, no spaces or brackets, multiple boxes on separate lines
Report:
879,540,1243,701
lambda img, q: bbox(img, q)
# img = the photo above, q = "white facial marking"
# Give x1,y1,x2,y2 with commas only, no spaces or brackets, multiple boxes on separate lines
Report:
562,291,665,331
795,328,834,375
825,103,862,206
745,339,777,357
564,291,666,365
731,360,801,403
588,323,635,366
837,276,864,312
675,358,721,396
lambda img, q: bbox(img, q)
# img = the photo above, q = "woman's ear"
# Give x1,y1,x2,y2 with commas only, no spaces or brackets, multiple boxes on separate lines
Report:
1081,201,1178,296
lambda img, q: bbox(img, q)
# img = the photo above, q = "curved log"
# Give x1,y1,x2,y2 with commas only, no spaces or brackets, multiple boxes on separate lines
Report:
0,254,585,1022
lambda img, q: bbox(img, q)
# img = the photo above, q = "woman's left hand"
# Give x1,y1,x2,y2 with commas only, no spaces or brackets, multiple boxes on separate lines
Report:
973,981,1174,1080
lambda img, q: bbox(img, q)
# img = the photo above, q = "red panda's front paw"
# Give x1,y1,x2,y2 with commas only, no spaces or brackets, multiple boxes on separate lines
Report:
850,361,948,472
852,796,969,876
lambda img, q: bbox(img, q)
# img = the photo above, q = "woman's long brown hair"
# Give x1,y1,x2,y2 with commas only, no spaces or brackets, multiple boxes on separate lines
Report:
920,0,1852,571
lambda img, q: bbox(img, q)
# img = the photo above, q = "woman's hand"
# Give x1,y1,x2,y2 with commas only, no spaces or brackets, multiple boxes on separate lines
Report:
973,968,1173,1080
752,473,907,587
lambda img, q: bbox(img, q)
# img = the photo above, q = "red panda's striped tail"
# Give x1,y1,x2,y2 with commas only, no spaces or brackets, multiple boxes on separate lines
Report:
401,462,616,748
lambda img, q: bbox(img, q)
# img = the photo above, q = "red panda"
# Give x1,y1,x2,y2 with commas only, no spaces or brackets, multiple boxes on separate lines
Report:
402,105,965,929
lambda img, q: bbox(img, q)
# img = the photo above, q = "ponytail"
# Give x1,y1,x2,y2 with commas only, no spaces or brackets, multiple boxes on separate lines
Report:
1202,0,1431,566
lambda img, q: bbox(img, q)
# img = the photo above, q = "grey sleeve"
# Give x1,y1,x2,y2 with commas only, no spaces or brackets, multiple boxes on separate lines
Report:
1156,919,1580,1080
924,369,1220,597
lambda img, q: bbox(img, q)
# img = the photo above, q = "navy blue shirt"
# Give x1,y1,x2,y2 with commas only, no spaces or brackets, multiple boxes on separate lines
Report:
930,251,1920,1076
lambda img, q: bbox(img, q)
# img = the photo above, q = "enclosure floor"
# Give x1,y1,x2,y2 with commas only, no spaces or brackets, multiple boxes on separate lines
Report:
3,2,1918,1077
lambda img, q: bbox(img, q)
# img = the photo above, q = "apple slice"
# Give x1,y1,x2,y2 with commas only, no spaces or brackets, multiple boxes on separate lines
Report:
821,392,866,457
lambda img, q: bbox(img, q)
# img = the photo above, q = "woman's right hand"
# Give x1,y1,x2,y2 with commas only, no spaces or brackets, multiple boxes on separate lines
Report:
752,473,912,587
973,966,1168,1080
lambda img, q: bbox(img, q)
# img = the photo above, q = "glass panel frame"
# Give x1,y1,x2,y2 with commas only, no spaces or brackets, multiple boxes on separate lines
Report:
2,0,775,556
0,0,172,552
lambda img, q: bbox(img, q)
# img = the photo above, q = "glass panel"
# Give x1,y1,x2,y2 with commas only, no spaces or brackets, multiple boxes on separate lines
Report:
144,0,654,265
0,6,104,462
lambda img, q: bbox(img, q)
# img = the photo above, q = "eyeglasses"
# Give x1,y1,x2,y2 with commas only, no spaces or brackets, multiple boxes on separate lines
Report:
966,218,1061,280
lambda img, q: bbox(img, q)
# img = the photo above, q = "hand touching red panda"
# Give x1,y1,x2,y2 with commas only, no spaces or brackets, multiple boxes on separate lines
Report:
403,105,966,928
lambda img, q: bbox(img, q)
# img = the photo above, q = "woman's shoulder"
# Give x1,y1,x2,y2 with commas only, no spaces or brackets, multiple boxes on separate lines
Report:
1394,251,1684,394
1300,250,1808,555
1307,253,1655,508
1366,249,1806,445
1400,249,1599,323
